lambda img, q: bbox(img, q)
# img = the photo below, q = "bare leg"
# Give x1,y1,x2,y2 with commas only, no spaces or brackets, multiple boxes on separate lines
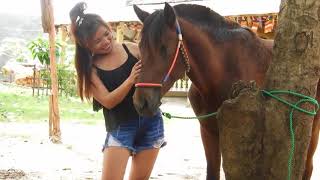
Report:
101,147,131,180
129,148,160,180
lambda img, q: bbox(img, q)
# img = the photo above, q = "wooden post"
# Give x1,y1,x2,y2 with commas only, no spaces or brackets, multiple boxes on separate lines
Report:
41,0,61,143
59,25,68,64
116,22,124,43
32,65,36,96
49,95,53,137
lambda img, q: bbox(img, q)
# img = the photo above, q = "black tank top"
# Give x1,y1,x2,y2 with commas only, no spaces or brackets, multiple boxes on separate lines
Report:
93,44,139,131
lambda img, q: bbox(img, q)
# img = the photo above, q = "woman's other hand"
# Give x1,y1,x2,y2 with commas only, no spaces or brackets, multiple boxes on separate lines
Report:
128,60,142,85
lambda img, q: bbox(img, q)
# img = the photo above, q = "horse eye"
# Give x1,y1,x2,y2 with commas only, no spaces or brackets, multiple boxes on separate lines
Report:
160,45,167,57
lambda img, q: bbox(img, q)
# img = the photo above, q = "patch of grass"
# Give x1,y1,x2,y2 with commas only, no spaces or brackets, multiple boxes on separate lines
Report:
0,91,104,124
0,84,193,125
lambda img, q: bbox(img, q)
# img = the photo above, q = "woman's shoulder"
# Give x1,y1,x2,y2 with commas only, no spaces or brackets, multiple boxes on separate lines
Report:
123,42,140,59
124,41,138,49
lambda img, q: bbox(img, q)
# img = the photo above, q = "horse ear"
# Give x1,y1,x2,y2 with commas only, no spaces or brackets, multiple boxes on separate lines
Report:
133,5,150,23
164,2,176,28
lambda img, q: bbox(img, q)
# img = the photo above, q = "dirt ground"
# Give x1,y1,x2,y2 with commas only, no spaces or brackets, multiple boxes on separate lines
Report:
0,97,319,180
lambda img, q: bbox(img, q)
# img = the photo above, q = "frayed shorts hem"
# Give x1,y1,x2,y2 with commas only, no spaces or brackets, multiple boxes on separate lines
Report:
102,134,167,155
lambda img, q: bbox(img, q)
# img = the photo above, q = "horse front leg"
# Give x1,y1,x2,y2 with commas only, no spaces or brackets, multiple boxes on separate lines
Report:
188,85,221,180
303,81,320,180
200,118,221,180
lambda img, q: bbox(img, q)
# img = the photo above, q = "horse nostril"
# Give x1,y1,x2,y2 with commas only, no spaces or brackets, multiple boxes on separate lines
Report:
135,97,148,113
142,99,148,110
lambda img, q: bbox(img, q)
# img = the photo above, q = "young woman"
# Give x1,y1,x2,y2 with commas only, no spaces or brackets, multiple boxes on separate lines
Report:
69,2,166,180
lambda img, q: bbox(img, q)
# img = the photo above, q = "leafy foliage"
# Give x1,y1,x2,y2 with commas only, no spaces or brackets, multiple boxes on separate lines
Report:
28,37,77,97
28,37,62,65
39,64,77,97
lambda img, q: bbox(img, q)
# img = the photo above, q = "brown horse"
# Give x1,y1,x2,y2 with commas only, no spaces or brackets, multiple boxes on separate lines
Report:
132,3,320,180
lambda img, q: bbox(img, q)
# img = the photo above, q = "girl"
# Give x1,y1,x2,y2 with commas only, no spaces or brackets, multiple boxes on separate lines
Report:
69,2,166,180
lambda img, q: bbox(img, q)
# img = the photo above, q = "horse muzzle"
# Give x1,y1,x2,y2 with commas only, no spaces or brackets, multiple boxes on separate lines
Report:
133,89,161,117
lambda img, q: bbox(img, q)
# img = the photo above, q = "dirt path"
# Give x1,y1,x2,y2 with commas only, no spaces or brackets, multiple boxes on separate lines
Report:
0,97,209,180
0,121,207,179
0,97,319,180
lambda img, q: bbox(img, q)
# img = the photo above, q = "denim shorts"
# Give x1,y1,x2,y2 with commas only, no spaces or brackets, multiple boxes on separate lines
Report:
102,111,166,154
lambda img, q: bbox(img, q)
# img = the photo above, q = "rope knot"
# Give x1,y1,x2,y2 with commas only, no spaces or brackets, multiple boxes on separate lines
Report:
162,112,172,119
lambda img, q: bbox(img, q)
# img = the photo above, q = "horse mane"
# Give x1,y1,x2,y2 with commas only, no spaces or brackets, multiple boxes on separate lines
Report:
140,10,166,48
141,4,256,46
174,4,258,42
174,4,239,30
174,4,272,69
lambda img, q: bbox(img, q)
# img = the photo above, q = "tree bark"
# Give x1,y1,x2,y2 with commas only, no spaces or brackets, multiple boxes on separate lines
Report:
218,0,320,179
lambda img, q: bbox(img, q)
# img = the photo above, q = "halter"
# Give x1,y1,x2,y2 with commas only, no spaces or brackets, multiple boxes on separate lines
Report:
135,19,190,88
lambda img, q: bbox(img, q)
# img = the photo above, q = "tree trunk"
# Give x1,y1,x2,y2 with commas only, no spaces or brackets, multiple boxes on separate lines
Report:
218,0,320,179
41,0,61,143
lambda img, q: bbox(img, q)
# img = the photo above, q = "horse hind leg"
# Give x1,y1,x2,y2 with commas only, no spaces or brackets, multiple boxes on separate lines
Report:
188,85,221,180
303,109,320,180
303,80,320,180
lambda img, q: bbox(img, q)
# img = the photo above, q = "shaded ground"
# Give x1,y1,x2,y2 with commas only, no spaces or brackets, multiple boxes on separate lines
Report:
0,97,319,180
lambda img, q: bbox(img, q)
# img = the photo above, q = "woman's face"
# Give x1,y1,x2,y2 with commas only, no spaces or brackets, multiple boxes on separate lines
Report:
88,25,113,55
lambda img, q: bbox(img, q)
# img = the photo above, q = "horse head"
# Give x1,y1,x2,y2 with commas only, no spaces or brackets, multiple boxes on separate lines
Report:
133,3,188,116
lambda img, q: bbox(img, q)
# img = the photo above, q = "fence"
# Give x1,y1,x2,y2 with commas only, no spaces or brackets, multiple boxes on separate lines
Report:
31,71,191,97
165,75,191,97
13,65,77,97
1,63,190,97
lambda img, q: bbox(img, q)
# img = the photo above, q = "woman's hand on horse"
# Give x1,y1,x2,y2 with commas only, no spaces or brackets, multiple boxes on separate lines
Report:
128,60,142,85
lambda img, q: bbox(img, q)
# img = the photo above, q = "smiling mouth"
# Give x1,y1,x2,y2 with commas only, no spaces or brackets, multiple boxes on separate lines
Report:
105,45,111,51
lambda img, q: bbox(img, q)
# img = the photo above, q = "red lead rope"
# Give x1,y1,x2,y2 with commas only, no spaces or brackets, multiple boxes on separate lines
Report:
163,40,182,82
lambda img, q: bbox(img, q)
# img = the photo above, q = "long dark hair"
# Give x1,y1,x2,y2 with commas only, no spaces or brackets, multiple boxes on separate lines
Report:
69,2,109,100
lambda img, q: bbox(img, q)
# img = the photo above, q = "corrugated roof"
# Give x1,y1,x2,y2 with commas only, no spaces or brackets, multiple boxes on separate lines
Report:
54,0,280,25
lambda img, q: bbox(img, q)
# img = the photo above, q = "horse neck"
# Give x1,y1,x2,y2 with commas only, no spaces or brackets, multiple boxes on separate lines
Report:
180,19,223,95
180,19,273,95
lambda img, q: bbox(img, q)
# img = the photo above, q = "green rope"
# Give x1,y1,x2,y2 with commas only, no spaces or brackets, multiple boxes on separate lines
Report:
162,90,319,180
261,90,319,180
161,111,217,120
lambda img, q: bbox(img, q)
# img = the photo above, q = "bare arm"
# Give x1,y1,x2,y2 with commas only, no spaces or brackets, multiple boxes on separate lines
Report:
90,61,141,109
